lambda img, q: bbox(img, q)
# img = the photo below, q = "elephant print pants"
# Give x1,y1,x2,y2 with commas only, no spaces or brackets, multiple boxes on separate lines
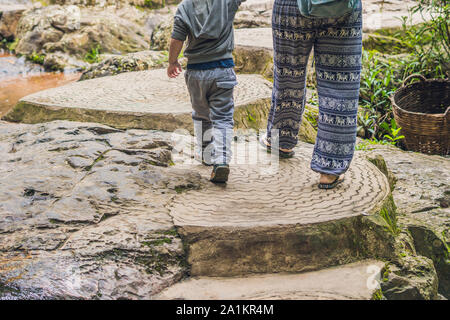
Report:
267,0,363,176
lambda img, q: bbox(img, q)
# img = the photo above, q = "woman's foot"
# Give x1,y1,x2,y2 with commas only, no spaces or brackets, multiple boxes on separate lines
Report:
318,174,343,189
259,135,295,158
320,174,338,184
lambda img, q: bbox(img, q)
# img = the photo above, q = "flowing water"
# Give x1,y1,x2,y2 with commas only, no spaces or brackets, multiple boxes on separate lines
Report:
0,51,81,118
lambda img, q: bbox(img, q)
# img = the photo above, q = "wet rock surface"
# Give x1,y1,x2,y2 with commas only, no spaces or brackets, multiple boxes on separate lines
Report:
79,50,168,81
0,121,448,300
0,53,44,80
0,3,28,41
14,4,150,70
149,19,173,52
0,120,394,299
381,252,439,300
0,120,202,299
1,0,447,301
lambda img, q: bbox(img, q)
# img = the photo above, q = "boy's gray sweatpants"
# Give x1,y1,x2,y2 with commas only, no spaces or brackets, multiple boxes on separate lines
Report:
185,67,237,165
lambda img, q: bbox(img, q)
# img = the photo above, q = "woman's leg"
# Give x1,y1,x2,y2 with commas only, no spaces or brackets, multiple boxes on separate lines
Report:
311,6,363,177
266,0,314,150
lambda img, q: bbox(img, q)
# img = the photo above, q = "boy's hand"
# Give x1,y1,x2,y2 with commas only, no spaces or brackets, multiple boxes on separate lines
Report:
168,38,184,78
167,62,182,78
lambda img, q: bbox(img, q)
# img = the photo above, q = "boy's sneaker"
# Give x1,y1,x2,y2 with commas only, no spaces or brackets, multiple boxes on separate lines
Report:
210,164,230,183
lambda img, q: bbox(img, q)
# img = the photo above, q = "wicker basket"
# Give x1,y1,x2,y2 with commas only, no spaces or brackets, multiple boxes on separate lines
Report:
391,75,450,155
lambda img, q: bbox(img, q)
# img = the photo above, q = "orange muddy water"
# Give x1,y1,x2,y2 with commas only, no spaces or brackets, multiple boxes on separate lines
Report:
0,52,80,117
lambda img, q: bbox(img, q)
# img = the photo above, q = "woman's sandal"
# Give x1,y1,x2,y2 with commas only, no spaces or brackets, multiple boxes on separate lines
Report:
259,135,295,159
318,175,344,190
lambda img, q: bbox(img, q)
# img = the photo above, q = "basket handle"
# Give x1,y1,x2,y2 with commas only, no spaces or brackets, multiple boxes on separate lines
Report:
401,74,427,87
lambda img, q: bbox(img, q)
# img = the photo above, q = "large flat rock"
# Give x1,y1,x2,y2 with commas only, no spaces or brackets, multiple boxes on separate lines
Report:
4,68,318,143
3,69,273,133
0,4,29,13
0,120,394,298
156,260,385,300
0,120,201,299
0,3,29,40
168,139,395,276
361,143,450,297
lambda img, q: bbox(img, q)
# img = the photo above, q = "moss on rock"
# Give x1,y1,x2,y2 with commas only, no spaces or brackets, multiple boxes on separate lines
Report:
366,154,397,191
407,224,450,298
233,46,273,80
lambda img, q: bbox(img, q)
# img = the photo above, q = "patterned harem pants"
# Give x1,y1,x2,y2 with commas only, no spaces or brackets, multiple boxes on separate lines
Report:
267,0,363,176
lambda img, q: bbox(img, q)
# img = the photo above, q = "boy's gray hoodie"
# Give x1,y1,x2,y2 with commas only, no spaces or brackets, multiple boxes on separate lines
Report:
171,0,246,64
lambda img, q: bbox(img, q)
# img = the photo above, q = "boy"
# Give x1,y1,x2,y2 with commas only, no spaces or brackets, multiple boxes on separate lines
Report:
167,0,246,183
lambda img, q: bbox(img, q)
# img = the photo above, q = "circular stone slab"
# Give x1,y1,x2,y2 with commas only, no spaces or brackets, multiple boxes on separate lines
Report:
4,69,273,132
169,142,392,276
170,145,390,228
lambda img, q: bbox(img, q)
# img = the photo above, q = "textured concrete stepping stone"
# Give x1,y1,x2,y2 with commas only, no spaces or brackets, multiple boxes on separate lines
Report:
4,68,317,143
156,260,384,300
169,141,395,277
3,69,273,133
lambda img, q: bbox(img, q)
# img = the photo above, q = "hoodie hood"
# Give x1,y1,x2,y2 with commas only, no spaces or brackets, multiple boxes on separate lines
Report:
178,0,229,39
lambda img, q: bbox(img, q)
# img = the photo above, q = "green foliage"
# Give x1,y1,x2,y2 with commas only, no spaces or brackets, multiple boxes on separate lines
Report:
84,45,102,64
358,0,448,145
366,1,449,79
359,50,398,141
355,139,393,151
8,39,19,52
143,0,165,9
33,0,49,6
28,52,45,65
305,92,319,129
142,238,173,247
155,229,179,237
155,51,169,65
1,39,8,49
380,118,405,146
379,207,400,235
382,263,391,282
372,289,384,300
2,38,19,52
357,107,376,139
246,111,256,123
402,0,449,78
